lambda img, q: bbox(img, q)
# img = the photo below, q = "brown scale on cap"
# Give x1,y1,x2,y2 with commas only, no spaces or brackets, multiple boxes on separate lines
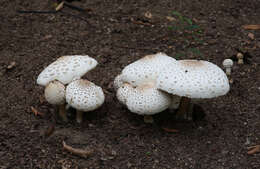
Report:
179,60,204,67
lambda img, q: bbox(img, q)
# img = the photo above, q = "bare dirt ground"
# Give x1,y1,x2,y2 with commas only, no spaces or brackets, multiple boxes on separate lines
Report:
0,0,260,168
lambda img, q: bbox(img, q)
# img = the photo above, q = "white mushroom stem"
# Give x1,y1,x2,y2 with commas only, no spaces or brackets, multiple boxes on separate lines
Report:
58,104,68,122
225,67,232,76
76,110,84,123
237,53,244,64
144,115,154,123
176,96,191,119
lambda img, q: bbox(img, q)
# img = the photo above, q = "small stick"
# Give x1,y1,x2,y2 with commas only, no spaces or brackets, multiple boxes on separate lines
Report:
162,127,179,133
62,141,93,158
55,1,64,11
31,106,45,116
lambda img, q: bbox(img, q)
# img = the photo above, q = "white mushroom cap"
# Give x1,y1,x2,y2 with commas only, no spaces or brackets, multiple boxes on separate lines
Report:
113,74,124,90
37,55,98,86
120,52,177,87
126,83,171,115
66,79,105,112
156,60,230,99
116,83,134,105
44,80,66,105
222,59,233,68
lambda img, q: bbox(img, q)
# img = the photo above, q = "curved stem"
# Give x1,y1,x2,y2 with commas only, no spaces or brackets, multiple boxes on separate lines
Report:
58,104,68,122
76,110,84,123
176,96,191,119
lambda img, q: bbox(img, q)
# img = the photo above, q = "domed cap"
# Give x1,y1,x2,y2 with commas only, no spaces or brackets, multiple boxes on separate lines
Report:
44,80,66,105
113,74,124,90
156,60,230,99
66,79,105,112
121,52,176,87
37,55,98,86
126,83,171,115
116,83,134,105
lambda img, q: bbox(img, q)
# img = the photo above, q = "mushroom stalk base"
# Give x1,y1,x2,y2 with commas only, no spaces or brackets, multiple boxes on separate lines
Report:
144,115,154,123
76,110,84,123
176,97,191,120
58,104,68,122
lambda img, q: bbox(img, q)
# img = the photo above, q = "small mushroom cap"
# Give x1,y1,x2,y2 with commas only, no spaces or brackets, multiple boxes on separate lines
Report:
37,55,98,86
237,52,243,59
121,52,176,87
44,80,65,105
126,83,171,115
66,79,105,112
156,60,230,99
222,59,233,68
116,83,134,105
113,74,124,90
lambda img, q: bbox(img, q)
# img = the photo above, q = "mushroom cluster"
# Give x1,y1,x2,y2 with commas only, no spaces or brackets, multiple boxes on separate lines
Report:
114,53,230,122
37,55,105,123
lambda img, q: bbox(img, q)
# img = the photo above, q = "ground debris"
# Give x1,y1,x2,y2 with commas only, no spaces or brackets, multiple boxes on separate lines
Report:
63,141,93,158
247,145,260,155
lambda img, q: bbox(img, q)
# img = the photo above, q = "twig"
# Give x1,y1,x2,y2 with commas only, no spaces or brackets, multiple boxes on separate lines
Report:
55,1,65,11
247,145,260,155
31,106,45,116
161,127,179,133
17,10,57,14
62,141,93,158
242,25,260,30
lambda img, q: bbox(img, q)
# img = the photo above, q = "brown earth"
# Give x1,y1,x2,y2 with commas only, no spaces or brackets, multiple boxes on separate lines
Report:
0,0,260,168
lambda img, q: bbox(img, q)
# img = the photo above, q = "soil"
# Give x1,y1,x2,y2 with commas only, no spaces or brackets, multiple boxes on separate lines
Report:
1,0,260,168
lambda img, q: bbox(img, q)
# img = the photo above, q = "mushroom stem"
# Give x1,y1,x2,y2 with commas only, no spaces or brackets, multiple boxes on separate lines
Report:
58,104,68,122
76,110,84,123
225,68,231,76
176,96,191,119
143,115,154,123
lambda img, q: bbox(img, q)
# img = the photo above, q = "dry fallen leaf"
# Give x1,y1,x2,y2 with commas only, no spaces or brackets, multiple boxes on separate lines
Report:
248,33,254,40
247,145,260,155
31,106,44,116
166,16,176,22
55,1,64,11
162,127,179,133
63,141,93,158
7,61,16,70
144,11,152,19
242,25,260,30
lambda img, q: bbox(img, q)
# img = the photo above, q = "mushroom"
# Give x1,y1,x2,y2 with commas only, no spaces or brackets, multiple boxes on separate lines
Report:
37,55,98,121
122,83,171,123
120,52,176,87
114,53,176,123
44,80,67,122
222,59,233,76
37,55,97,86
66,79,105,123
237,52,244,64
156,60,230,119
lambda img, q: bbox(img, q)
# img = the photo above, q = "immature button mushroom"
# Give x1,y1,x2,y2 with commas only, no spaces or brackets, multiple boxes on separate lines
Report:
156,60,230,119
125,83,171,123
120,52,176,87
237,52,244,64
66,79,105,123
222,59,233,76
37,55,98,86
44,80,67,122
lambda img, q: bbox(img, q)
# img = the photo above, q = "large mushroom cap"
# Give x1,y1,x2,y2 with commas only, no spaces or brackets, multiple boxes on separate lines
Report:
120,52,176,87
37,55,98,86
66,79,105,112
44,80,66,105
126,83,171,115
156,60,230,99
